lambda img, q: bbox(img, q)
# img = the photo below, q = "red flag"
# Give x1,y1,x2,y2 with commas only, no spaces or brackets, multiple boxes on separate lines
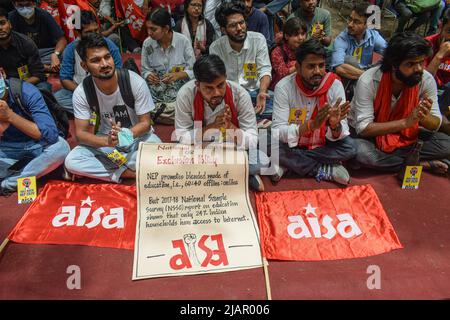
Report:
58,0,93,42
40,1,62,26
114,0,147,41
256,184,402,261
8,181,137,250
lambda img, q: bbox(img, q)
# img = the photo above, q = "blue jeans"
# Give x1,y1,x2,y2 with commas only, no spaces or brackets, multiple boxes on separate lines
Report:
54,88,74,113
39,48,55,66
35,81,52,92
278,136,357,177
0,136,70,191
249,89,274,120
65,132,162,182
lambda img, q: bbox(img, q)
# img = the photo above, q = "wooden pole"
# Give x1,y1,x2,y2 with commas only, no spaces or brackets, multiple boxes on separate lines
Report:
262,257,272,300
0,238,10,255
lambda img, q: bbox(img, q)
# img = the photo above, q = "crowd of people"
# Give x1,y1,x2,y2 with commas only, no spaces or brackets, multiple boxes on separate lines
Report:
0,0,450,195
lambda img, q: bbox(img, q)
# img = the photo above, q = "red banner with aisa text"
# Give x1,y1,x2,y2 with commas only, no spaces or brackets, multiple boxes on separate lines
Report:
256,184,402,261
8,181,137,250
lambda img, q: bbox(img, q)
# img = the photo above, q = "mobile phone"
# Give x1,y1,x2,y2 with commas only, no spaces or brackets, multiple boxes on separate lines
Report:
112,105,133,129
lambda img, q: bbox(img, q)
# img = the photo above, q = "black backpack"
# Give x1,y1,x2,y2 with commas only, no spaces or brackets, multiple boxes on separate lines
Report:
9,78,70,139
82,69,166,130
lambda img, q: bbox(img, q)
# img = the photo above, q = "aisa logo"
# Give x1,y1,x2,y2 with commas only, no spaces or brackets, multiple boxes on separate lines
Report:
287,203,362,240
52,196,124,229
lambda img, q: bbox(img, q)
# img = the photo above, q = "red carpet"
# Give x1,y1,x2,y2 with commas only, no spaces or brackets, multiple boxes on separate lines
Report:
0,123,449,299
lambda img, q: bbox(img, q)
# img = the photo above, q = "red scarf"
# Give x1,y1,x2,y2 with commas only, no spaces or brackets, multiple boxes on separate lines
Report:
374,72,419,153
295,72,338,149
193,84,240,128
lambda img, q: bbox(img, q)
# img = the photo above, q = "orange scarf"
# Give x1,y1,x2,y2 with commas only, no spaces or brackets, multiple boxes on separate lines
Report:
193,84,240,128
295,72,338,149
374,72,419,153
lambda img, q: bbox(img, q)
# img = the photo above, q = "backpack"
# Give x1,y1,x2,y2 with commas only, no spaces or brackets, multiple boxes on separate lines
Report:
83,69,166,130
82,68,135,133
9,78,70,139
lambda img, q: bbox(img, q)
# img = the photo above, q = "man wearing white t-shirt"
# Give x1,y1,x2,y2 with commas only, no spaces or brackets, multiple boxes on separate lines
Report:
272,39,356,185
65,33,161,182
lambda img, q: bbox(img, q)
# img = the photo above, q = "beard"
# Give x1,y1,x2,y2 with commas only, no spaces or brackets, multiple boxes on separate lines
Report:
228,31,247,44
0,30,11,41
208,95,224,107
302,73,323,89
94,66,115,80
395,68,422,87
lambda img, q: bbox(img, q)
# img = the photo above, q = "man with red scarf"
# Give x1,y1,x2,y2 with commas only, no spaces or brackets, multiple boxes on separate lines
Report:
175,54,277,192
350,32,450,176
271,39,356,185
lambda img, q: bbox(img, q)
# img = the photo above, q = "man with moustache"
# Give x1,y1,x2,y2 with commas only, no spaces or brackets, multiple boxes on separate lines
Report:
210,1,273,120
271,39,356,185
350,32,450,176
175,54,278,192
64,33,161,183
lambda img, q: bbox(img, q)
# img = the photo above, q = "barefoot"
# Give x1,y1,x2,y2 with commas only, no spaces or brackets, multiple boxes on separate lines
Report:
420,160,448,175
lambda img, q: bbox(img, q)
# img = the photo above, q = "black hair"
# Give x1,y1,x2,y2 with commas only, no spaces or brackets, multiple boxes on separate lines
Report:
76,10,97,32
295,38,326,64
352,2,371,20
442,7,450,26
193,54,227,82
146,7,172,30
215,1,246,29
76,32,109,61
283,17,307,37
380,32,432,72
184,0,205,21
0,7,8,19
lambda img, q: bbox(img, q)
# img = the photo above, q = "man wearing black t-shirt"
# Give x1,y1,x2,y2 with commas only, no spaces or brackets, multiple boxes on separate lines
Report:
0,7,50,91
8,0,67,73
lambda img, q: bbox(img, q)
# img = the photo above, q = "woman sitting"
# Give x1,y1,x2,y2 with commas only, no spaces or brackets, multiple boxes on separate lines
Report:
270,17,307,90
174,0,216,58
141,7,196,123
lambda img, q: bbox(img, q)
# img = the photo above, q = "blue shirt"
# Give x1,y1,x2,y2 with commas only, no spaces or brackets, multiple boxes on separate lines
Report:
2,81,59,145
246,8,272,46
331,29,387,69
60,37,123,83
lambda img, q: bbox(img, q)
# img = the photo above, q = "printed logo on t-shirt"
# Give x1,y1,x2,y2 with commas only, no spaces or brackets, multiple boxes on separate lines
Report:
171,65,185,73
243,62,257,80
113,105,133,128
353,47,363,63
289,107,307,125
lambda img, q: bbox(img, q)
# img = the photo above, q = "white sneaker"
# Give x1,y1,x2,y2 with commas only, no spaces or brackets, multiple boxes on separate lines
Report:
270,164,285,183
249,175,265,192
315,164,350,185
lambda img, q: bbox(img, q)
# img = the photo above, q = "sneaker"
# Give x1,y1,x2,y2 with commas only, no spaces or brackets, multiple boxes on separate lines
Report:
315,164,350,185
132,47,142,54
270,164,285,184
249,174,265,192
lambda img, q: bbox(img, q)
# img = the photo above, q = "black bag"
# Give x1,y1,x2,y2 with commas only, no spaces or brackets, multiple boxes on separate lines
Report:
122,57,141,76
9,78,70,139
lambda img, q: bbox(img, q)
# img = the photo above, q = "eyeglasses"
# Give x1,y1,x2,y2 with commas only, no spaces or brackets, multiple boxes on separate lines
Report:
226,20,246,30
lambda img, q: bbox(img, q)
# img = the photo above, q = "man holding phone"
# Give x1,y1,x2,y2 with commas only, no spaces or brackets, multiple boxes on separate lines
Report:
271,39,356,185
64,33,161,182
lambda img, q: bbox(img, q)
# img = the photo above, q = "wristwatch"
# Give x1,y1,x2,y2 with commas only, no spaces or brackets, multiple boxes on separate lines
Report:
54,51,61,57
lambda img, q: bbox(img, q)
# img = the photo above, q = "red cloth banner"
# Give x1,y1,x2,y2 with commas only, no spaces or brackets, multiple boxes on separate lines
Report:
256,184,402,261
8,181,137,250
58,0,92,42
40,1,61,26
114,0,147,41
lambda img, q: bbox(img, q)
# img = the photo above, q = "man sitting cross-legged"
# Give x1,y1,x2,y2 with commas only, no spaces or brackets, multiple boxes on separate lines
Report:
64,33,162,183
174,54,280,191
271,39,357,185
350,32,450,176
